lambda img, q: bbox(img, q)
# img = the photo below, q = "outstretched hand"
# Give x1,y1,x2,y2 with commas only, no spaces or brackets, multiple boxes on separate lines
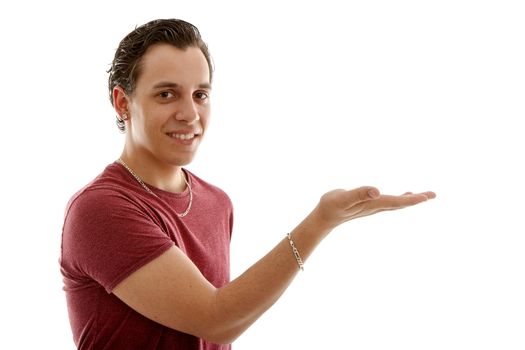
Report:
313,186,436,230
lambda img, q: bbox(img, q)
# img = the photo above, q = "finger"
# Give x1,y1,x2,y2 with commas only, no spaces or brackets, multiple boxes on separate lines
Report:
376,193,432,210
402,191,436,199
421,191,437,199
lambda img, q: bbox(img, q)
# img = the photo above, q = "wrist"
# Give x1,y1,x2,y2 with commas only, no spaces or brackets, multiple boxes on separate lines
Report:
303,207,334,239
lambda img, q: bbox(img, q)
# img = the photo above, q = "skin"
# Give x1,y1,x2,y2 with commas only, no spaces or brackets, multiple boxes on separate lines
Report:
113,44,211,192
111,43,436,344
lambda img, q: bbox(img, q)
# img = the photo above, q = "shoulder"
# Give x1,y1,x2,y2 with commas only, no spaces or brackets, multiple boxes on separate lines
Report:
185,169,232,206
64,162,147,222
61,163,173,276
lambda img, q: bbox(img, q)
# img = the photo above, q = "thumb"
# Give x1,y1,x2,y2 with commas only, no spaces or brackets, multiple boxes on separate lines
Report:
345,186,380,206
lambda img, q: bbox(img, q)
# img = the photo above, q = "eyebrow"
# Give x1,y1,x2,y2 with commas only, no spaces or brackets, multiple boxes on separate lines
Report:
152,81,212,90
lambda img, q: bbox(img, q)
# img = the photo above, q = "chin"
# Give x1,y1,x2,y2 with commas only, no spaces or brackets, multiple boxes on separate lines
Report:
167,154,196,167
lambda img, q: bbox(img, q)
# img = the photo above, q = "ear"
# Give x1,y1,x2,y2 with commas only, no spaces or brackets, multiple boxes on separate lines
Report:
113,86,130,118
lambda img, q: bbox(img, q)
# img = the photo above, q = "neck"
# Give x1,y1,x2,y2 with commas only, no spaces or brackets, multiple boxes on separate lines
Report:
119,151,187,194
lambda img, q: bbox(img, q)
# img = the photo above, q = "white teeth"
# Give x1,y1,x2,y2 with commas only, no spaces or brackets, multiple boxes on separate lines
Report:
170,133,195,140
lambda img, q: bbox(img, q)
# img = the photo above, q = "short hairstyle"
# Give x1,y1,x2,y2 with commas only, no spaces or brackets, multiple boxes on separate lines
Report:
108,19,213,132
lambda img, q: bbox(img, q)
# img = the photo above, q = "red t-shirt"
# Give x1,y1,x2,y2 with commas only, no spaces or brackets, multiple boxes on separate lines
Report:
60,162,233,349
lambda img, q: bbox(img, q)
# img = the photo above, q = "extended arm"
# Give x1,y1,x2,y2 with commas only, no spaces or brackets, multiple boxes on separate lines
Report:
113,186,435,344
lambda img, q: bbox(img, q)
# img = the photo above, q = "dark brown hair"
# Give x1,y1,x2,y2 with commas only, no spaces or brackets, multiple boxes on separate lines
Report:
108,19,213,132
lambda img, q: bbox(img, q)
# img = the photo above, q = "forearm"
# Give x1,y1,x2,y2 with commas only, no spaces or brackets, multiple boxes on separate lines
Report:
210,209,331,343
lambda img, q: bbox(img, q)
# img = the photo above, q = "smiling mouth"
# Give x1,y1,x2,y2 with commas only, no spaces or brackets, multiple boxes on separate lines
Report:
167,132,200,140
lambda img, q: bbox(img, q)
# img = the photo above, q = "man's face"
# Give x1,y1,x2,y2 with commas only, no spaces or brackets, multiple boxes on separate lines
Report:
125,44,211,166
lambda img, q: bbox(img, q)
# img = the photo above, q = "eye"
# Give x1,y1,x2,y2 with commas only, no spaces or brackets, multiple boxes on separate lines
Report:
194,91,209,101
159,91,175,99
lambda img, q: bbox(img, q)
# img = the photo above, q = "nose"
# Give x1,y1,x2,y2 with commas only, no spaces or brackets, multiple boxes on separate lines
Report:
175,98,200,124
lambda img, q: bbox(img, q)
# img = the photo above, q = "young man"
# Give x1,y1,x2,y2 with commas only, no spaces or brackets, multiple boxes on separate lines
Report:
60,19,435,349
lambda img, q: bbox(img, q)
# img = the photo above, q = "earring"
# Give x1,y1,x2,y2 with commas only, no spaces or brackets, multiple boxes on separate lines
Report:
121,113,129,121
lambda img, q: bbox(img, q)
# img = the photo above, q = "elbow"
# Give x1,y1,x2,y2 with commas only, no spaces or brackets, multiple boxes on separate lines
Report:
196,302,251,345
198,319,245,345
165,313,242,345
202,333,238,346
174,289,257,344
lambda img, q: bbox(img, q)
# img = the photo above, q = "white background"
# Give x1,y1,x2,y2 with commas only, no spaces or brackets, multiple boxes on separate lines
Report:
1,0,524,349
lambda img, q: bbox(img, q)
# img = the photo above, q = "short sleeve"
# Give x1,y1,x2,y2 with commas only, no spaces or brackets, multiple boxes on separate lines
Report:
61,188,174,293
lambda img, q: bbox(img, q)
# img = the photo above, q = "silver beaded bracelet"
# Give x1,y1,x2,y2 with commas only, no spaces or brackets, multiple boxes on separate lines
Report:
286,232,304,271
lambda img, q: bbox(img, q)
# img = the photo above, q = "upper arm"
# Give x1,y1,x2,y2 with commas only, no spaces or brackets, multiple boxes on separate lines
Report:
112,245,220,340
63,187,237,343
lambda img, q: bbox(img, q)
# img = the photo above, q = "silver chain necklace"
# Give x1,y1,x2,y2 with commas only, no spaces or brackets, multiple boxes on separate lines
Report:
117,158,193,218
